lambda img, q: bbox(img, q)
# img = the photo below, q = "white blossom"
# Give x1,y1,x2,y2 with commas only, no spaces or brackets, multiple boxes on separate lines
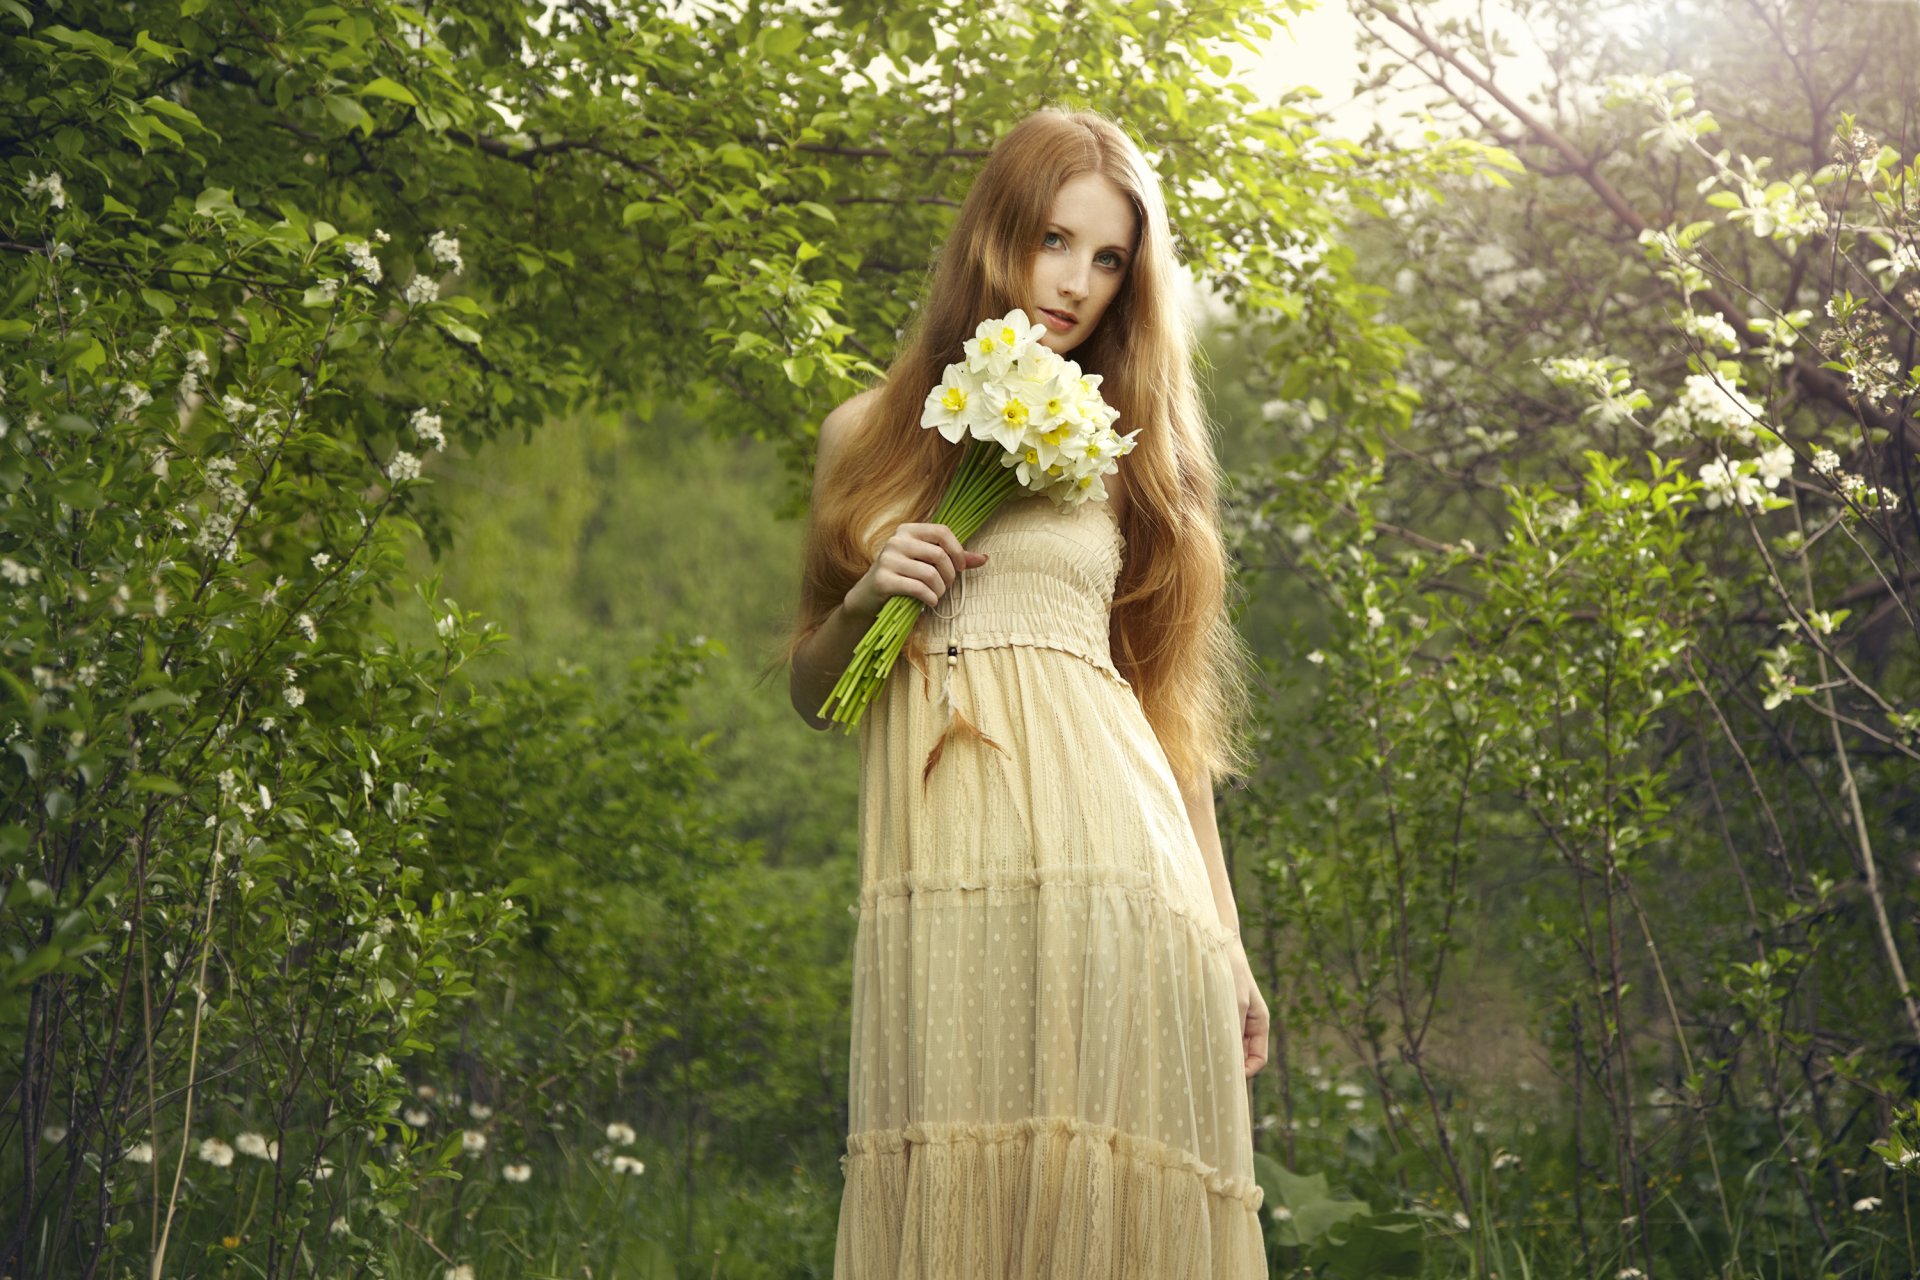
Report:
1698,457,1766,511
1854,1196,1882,1212
461,1129,488,1155
24,171,67,208
388,450,422,482
345,240,383,284
125,1140,154,1163
410,407,446,452
1755,442,1794,489
606,1121,637,1146
427,230,465,272
197,1137,235,1167
235,1131,272,1159
404,274,439,306
611,1154,646,1175
404,1108,431,1127
503,1162,532,1183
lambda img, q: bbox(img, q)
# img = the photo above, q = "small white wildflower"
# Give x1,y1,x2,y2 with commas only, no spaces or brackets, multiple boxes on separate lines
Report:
404,1108,431,1128
1451,1210,1470,1229
197,1137,235,1167
329,1215,350,1235
427,230,465,272
1305,649,1325,665
1755,442,1794,490
410,407,446,451
606,1121,638,1146
283,683,306,709
611,1154,647,1175
345,241,383,284
43,1124,68,1144
24,172,67,208
1270,1203,1293,1220
310,551,332,569
444,1265,474,1280
125,1140,155,1164
503,1162,532,1183
2,557,38,586
468,1102,493,1121
297,613,318,642
388,450,421,482
1365,605,1385,632
461,1129,488,1155
1492,1149,1522,1171
403,274,439,306
372,228,392,244
1854,1195,1883,1212
235,1131,271,1159
119,382,153,420
1618,1269,1646,1280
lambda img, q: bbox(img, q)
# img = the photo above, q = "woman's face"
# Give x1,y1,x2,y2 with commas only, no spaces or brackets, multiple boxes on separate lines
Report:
1025,173,1137,357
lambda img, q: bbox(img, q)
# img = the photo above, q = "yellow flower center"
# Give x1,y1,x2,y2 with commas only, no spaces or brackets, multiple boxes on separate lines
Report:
981,335,998,355
1001,399,1029,427
941,386,968,413
1024,448,1039,464
1000,325,1018,345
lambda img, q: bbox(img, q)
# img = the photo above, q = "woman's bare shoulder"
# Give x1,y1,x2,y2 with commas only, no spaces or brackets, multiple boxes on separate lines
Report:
813,386,885,502
820,385,884,443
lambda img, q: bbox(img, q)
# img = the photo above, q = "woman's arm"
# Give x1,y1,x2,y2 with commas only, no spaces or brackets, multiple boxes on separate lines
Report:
1178,768,1243,940
790,396,871,730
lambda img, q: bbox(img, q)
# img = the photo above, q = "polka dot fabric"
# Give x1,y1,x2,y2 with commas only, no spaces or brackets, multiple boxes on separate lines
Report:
834,491,1267,1278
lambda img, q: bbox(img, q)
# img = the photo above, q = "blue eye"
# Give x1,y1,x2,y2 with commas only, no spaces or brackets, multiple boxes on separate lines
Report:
1043,231,1124,270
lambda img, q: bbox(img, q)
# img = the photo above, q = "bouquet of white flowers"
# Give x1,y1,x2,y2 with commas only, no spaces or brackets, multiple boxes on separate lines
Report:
816,308,1139,733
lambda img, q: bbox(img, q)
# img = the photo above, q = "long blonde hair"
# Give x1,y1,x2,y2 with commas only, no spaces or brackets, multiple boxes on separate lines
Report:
770,107,1257,790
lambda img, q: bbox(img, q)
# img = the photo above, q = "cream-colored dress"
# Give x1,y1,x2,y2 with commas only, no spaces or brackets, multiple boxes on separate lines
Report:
833,489,1267,1279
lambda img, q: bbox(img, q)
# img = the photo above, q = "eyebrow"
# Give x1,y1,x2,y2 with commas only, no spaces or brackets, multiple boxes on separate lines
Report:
1047,222,1132,259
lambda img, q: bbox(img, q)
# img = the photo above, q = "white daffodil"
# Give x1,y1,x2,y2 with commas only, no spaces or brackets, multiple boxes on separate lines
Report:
963,309,1045,380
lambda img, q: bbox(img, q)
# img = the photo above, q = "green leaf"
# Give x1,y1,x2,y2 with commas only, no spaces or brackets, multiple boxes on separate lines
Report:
435,317,482,346
134,29,184,62
360,76,419,106
141,95,203,130
325,94,374,137
758,23,804,58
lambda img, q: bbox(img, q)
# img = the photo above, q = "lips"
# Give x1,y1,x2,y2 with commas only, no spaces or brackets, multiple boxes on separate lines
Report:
1039,307,1077,328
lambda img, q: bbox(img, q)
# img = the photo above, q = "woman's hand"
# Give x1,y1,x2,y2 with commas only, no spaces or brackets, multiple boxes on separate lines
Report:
1228,938,1269,1078
843,522,987,620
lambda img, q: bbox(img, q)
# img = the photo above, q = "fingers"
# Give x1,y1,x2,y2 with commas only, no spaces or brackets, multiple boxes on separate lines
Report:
881,523,984,609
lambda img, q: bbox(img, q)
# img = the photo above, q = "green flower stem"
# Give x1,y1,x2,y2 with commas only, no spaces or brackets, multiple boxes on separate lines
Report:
816,441,1026,730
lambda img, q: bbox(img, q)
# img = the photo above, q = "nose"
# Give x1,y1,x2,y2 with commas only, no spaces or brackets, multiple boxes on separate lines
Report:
1058,259,1088,302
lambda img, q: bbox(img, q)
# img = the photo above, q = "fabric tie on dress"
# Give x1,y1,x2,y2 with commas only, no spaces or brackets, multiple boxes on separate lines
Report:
912,564,1006,788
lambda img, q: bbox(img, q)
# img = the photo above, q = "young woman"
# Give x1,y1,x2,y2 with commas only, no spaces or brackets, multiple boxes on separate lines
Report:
782,107,1271,1277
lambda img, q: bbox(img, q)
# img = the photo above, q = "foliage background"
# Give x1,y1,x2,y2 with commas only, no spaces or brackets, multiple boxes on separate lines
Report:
3,0,1918,1277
